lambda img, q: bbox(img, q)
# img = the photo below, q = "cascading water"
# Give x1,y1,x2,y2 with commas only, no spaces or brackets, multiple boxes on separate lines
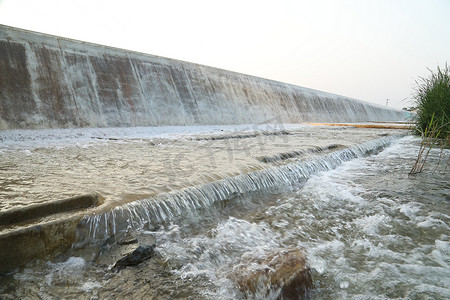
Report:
76,134,405,245
1,127,448,299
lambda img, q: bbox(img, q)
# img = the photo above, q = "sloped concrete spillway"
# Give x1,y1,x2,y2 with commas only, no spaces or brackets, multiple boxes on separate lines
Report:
0,24,409,130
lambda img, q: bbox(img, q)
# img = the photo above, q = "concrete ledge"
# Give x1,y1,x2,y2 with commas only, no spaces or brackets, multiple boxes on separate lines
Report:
0,194,103,226
0,194,105,274
0,215,82,274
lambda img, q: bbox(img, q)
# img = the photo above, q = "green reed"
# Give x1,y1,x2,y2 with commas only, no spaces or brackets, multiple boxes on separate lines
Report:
410,64,449,175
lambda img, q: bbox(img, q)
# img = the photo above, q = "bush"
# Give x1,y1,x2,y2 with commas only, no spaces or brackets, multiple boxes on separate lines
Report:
413,64,450,138
410,64,449,175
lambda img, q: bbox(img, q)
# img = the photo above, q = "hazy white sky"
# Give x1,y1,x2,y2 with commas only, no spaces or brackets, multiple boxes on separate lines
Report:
0,0,449,109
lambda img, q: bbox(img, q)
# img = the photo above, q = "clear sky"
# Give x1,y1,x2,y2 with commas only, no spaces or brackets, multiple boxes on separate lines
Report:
0,0,448,109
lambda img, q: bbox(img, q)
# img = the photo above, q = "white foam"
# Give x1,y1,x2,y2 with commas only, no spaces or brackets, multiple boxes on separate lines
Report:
399,203,421,220
154,216,282,296
416,217,450,229
416,219,434,228
435,240,449,254
45,256,86,273
44,257,86,286
79,280,102,292
307,255,327,274
353,214,389,235
414,283,450,297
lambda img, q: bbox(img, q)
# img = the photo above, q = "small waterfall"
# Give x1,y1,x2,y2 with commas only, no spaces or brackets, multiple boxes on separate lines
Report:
75,134,406,245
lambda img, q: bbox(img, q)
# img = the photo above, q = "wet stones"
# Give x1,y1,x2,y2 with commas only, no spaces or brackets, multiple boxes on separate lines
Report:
231,248,312,299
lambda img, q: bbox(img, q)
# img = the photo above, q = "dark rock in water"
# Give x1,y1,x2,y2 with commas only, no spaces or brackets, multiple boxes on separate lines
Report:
95,232,157,268
112,245,155,270
231,248,312,299
95,235,138,267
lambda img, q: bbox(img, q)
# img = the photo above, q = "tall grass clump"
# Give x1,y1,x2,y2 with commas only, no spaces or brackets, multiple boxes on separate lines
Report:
410,64,449,175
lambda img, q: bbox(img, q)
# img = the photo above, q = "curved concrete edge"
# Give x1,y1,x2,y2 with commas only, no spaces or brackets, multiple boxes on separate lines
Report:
0,193,104,227
0,215,82,274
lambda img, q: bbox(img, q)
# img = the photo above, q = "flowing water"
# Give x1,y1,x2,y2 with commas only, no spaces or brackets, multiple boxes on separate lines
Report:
0,128,449,299
0,124,392,211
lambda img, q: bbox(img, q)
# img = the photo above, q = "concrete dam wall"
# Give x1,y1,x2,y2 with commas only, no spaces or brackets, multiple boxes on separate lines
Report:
0,25,408,130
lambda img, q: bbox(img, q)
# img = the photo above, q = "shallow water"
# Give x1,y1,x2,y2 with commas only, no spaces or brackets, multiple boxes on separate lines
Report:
0,124,393,211
1,134,449,299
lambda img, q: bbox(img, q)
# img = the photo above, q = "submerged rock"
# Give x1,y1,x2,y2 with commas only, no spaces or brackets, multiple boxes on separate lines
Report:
231,248,312,299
